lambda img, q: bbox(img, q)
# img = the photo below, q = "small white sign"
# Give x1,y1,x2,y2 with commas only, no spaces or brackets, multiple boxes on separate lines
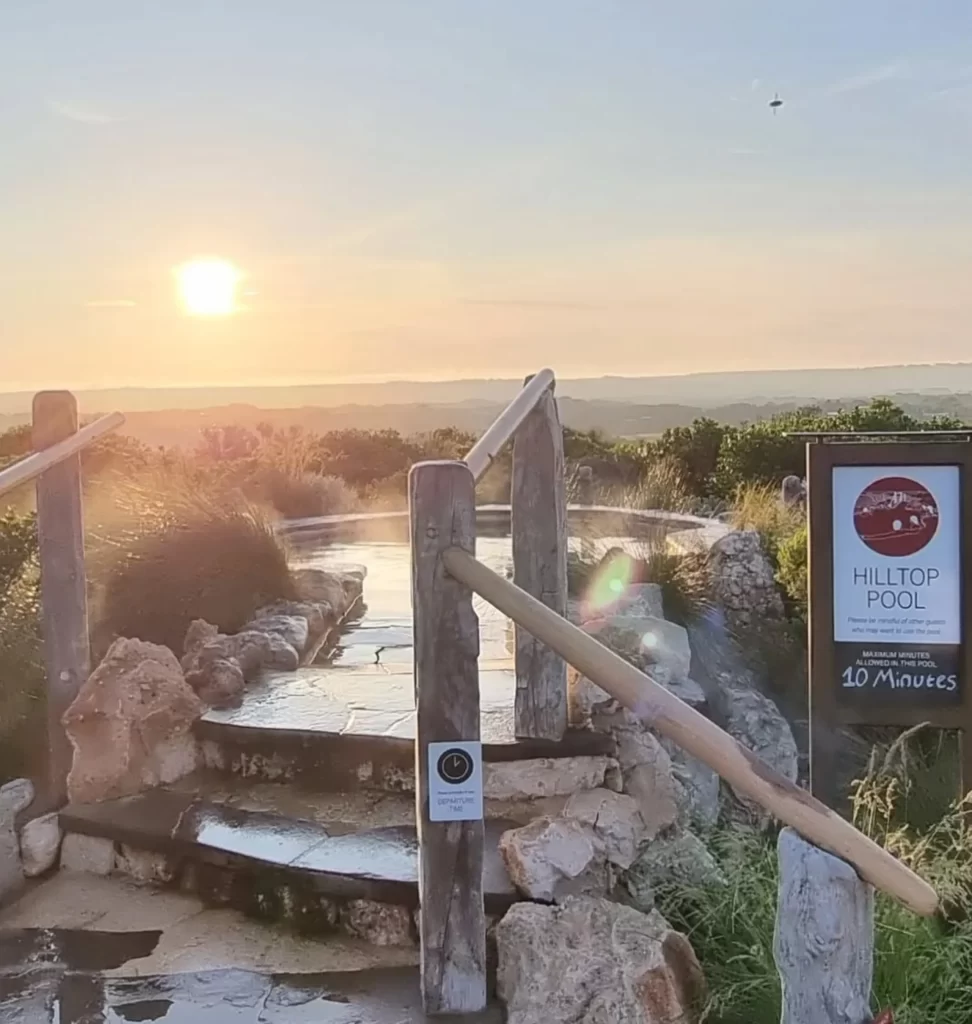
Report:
428,741,483,822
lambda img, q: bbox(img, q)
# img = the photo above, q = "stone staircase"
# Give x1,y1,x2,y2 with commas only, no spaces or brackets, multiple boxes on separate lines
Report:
56,713,617,948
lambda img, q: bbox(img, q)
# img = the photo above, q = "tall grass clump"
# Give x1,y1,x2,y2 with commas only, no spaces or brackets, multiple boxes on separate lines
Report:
89,470,296,657
656,728,972,1024
252,468,356,520
0,510,45,784
730,482,803,561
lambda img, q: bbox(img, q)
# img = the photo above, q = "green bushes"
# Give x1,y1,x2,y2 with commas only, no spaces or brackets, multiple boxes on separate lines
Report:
90,479,295,657
0,511,44,785
775,524,808,622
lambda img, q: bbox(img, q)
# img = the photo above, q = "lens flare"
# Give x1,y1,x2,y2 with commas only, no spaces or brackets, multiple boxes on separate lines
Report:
585,550,637,614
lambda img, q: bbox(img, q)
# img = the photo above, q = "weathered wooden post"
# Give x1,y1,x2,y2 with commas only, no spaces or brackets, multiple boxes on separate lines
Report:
512,377,567,741
409,460,486,1014
774,828,875,1024
33,391,90,810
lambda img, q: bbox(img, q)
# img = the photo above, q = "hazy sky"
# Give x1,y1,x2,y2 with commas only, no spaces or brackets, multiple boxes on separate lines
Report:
3,1,972,389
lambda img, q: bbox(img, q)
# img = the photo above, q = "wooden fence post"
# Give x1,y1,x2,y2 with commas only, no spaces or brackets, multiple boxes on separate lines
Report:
512,378,567,740
33,391,90,809
410,460,486,1014
774,828,874,1024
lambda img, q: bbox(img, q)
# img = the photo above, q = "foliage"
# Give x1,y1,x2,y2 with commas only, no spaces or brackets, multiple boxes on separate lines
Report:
775,524,808,622
252,468,356,519
90,473,295,657
657,730,972,1024
568,538,712,627
0,511,44,785
647,418,729,498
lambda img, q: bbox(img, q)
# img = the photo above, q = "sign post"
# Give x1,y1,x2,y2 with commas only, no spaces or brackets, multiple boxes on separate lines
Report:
807,441,972,806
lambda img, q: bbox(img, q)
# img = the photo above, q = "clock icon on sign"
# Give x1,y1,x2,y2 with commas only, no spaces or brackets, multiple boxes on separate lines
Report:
436,747,474,785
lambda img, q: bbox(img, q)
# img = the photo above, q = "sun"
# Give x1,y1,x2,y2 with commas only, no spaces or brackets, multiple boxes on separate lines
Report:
175,258,241,316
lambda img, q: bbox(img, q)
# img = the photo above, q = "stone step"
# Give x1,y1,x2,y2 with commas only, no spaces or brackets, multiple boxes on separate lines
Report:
195,717,615,791
58,784,521,943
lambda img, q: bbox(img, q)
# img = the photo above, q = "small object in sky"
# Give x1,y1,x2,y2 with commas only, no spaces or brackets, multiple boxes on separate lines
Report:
769,92,784,114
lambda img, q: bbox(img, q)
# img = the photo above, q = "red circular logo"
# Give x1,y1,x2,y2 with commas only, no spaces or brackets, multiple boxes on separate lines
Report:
853,476,939,557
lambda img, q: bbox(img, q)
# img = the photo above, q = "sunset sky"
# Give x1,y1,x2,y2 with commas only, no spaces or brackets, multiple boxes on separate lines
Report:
3,1,972,389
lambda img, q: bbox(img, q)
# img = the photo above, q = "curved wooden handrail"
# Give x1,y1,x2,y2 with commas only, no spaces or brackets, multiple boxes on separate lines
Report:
0,412,125,498
442,545,940,917
464,369,555,481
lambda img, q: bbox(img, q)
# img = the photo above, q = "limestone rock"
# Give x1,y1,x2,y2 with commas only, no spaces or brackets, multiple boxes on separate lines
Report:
19,812,62,878
341,899,415,946
186,657,245,710
563,789,647,869
186,629,299,679
484,756,612,802
626,831,725,912
568,666,618,728
496,896,704,1024
0,778,34,897
62,638,203,804
659,739,720,830
292,567,364,617
708,530,784,634
724,684,799,826
242,614,309,653
775,828,873,1024
500,817,608,902
612,583,666,621
115,844,176,884
183,618,218,660
255,600,334,639
586,616,692,687
614,728,680,838
61,833,115,875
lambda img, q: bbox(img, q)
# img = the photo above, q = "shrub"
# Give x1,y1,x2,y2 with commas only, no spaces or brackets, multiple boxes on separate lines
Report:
775,524,808,622
569,539,712,627
90,475,295,657
251,468,356,520
0,512,44,785
644,417,731,499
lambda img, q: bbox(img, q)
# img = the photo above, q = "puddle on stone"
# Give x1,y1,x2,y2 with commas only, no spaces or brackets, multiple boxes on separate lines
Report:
0,964,491,1023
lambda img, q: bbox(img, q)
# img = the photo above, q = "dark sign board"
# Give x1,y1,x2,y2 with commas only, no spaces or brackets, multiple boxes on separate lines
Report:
807,442,972,805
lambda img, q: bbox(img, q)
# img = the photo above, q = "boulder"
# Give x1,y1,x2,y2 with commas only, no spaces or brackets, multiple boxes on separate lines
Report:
496,896,704,1024
613,728,680,839
19,811,62,878
183,618,218,660
499,817,608,902
254,600,334,639
707,530,784,634
610,583,666,621
185,657,245,710
585,616,693,687
62,638,203,804
241,614,309,653
484,756,613,802
626,831,725,912
61,833,115,875
658,739,720,830
292,567,363,617
723,684,798,826
0,778,34,898
186,629,299,679
563,789,647,869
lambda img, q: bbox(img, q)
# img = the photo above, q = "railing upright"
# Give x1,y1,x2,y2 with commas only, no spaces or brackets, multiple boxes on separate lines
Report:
511,374,567,740
32,391,92,809
409,460,487,1014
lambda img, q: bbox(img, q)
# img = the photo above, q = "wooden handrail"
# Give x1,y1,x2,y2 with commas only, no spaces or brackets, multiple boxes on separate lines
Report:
441,545,940,917
0,412,125,498
464,369,555,481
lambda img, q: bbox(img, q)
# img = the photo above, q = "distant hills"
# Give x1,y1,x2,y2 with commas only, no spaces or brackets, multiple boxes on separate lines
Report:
5,362,972,417
4,363,972,448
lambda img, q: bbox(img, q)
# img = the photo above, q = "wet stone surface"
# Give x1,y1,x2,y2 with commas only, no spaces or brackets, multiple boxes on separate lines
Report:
60,788,518,912
0,935,501,1023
